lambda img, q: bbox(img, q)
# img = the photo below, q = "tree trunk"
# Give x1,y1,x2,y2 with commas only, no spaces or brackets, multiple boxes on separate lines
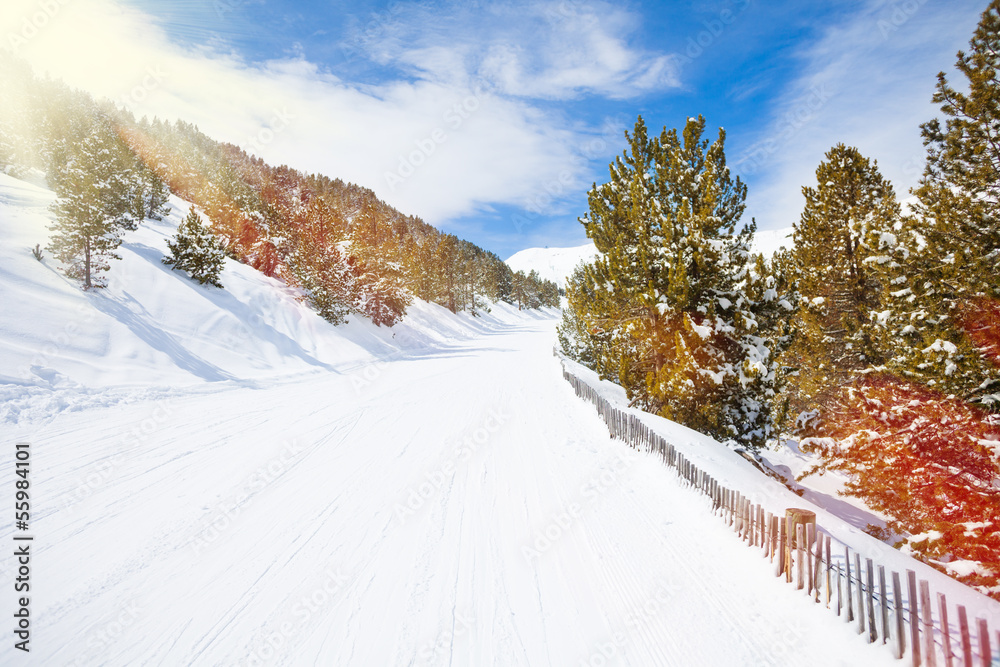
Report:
84,237,92,289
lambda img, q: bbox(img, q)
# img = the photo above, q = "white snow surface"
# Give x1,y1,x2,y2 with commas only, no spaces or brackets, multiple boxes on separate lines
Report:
505,243,598,289
1,172,997,665
505,227,794,290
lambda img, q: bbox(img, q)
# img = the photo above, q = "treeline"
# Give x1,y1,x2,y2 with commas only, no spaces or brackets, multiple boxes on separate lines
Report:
560,2,1000,597
0,54,558,324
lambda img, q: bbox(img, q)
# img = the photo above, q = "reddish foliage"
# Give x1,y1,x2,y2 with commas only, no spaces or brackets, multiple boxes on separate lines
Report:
249,240,280,278
801,375,1000,597
957,297,1000,366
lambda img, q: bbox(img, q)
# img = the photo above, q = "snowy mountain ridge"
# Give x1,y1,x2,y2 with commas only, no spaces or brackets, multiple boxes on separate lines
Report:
506,227,794,289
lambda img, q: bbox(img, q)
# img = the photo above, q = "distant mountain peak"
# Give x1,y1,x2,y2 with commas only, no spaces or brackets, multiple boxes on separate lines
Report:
505,227,793,289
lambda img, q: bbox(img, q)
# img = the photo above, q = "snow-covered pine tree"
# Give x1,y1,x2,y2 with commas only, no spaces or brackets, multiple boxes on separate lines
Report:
869,0,1000,408
350,254,412,327
785,144,900,416
566,114,788,449
134,165,171,221
47,123,141,288
162,208,225,288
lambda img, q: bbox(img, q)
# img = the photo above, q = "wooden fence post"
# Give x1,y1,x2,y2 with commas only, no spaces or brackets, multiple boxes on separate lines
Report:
866,558,876,642
908,570,921,667
813,531,823,602
796,524,805,590
777,519,787,580
805,523,814,595
826,535,832,609
855,553,865,637
879,565,889,645
977,618,991,667
893,571,906,660
957,605,971,667
846,548,854,623
920,580,936,667
938,592,952,667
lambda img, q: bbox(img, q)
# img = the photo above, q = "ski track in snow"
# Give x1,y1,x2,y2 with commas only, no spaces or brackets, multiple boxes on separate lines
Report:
0,317,909,667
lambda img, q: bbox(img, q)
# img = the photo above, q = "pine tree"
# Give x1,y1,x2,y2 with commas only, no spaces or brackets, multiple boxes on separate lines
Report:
47,124,140,288
565,115,789,449
163,208,225,288
870,0,1000,408
785,144,900,415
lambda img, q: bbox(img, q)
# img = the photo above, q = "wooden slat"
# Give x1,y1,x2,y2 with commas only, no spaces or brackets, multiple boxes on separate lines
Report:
813,529,823,603
920,580,936,667
866,558,877,643
908,570,921,667
846,548,854,622
825,535,832,609
879,565,889,645
893,570,906,660
939,592,953,667
958,605,972,667
805,523,814,595
796,523,805,590
978,618,991,667
856,553,866,636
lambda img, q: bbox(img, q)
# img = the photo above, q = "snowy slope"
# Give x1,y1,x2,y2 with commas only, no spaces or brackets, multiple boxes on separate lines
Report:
0,171,548,421
505,243,597,289
1,172,997,666
506,226,794,289
4,320,907,667
752,226,794,256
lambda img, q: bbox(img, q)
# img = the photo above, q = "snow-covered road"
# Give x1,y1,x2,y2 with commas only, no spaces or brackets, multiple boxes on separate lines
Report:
1,316,901,666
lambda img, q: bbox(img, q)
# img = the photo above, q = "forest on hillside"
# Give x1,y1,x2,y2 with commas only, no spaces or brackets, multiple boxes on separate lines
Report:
559,3,1000,598
0,53,559,326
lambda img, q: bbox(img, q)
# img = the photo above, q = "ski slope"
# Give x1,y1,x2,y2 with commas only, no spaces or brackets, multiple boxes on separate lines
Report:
1,171,996,665
5,317,904,666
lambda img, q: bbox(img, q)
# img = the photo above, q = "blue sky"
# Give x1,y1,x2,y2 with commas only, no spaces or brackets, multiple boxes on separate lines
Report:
1,0,987,258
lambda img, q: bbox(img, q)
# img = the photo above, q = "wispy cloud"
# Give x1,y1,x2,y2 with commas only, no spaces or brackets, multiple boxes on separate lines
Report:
349,0,682,100
737,0,985,232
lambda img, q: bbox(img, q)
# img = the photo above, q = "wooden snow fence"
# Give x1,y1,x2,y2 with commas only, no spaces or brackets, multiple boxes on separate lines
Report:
558,361,999,667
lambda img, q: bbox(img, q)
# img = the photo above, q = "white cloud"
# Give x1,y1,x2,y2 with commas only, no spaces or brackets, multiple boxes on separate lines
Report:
0,0,675,232
737,0,985,232
354,0,681,100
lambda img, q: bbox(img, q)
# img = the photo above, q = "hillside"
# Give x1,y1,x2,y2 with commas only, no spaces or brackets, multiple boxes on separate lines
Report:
505,243,598,289
0,171,554,421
